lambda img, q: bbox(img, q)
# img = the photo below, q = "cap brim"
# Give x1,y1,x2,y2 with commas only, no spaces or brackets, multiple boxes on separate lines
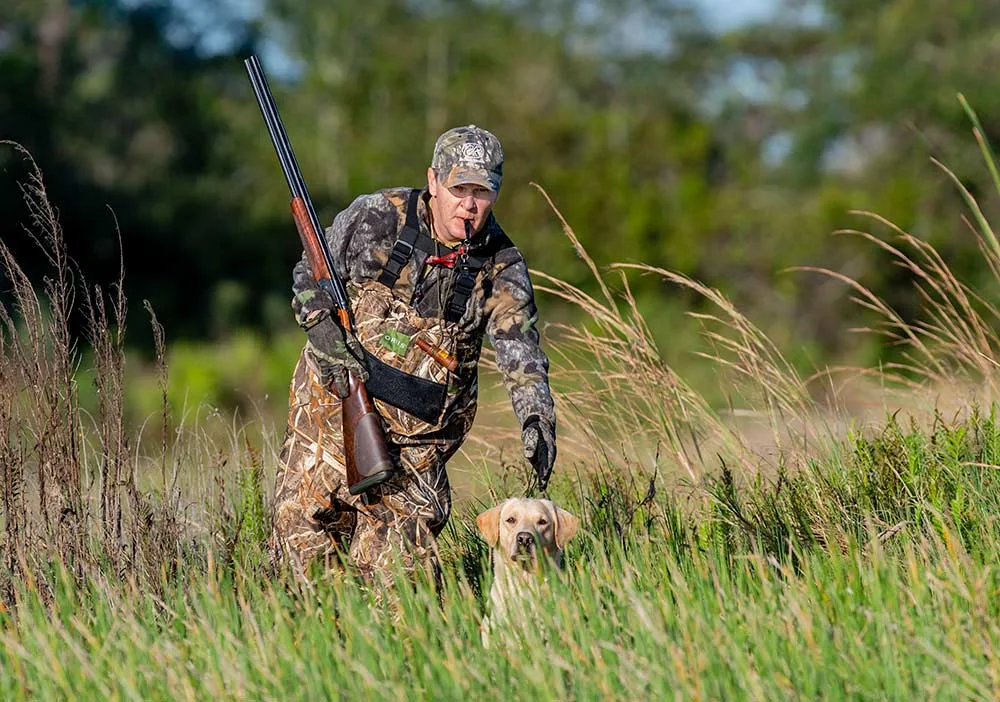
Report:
441,166,500,192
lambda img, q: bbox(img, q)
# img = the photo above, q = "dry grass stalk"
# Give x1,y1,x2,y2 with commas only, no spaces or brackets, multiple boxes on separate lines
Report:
521,183,847,495
794,160,1000,412
0,143,86,585
0,143,187,593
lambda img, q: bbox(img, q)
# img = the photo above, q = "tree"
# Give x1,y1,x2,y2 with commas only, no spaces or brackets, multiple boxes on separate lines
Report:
1,0,289,344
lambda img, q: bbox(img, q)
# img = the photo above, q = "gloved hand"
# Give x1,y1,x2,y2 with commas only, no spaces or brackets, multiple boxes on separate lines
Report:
303,310,368,398
521,416,556,491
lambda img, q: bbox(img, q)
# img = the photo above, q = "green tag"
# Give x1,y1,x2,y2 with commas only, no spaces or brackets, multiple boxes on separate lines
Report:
380,329,412,356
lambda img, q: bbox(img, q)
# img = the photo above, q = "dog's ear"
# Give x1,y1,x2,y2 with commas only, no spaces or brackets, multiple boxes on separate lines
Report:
554,507,580,548
476,505,503,546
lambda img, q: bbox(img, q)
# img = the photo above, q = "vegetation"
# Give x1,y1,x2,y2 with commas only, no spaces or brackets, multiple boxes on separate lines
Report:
5,0,1000,383
5,107,1000,696
6,1,1000,698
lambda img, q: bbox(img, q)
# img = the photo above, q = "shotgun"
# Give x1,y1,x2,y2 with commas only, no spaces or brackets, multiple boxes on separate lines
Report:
244,54,394,496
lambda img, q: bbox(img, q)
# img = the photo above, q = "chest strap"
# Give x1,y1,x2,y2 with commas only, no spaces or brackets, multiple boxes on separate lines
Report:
376,188,505,324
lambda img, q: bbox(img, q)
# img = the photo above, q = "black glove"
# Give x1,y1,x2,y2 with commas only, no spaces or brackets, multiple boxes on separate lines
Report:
521,416,556,491
303,310,368,398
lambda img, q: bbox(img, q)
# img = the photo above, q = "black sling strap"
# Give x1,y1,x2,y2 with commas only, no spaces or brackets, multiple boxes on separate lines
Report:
446,252,488,323
377,189,430,290
365,189,516,421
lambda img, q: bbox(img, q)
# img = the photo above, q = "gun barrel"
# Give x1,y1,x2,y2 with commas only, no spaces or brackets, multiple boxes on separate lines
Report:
244,55,350,316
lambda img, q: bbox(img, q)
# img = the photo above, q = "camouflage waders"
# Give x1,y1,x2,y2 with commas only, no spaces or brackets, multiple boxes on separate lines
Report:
273,280,474,583
272,353,458,584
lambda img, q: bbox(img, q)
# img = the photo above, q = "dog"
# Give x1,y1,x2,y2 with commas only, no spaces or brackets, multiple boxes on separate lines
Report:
475,498,580,646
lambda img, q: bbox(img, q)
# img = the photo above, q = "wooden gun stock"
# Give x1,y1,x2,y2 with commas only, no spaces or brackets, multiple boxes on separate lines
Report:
342,374,395,495
289,197,351,331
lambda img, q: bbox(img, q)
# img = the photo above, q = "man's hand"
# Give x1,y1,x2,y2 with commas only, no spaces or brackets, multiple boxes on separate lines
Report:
521,416,556,491
304,310,368,398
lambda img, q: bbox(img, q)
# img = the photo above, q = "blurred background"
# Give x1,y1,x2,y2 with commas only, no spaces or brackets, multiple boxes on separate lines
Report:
3,0,999,432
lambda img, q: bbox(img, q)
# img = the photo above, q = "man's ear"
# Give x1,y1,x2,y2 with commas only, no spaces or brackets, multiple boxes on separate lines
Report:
555,507,580,548
426,167,439,196
476,505,503,547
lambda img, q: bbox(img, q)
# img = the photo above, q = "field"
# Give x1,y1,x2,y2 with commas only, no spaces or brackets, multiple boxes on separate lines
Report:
5,141,1000,700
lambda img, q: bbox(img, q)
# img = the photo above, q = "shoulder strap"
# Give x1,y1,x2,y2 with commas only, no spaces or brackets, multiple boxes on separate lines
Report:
445,231,515,323
377,189,433,290
446,253,486,323
377,192,517,322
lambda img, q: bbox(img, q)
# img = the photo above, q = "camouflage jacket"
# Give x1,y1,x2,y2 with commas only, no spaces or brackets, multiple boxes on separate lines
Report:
291,187,555,435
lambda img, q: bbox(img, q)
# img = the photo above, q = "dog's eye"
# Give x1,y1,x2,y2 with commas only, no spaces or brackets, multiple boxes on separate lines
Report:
537,518,548,526
505,516,516,524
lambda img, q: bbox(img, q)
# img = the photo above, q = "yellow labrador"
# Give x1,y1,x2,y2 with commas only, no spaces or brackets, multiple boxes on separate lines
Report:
475,498,580,646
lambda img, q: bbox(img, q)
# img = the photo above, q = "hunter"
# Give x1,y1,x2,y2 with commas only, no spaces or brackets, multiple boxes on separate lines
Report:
271,125,557,584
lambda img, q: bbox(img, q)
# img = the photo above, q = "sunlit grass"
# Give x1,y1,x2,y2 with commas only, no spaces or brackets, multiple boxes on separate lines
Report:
4,483,1000,700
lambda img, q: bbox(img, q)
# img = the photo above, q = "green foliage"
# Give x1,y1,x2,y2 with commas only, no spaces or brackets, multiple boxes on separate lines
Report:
12,38,1000,691
704,409,1000,570
214,437,273,574
112,327,302,431
14,0,1000,379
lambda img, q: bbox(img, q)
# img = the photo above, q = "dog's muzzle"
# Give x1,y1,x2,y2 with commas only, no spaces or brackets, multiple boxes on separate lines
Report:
514,531,536,558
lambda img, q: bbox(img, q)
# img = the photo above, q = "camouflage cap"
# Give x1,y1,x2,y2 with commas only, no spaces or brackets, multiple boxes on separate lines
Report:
431,125,504,192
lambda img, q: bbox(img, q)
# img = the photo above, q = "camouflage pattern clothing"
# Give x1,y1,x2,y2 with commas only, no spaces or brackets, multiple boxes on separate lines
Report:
431,125,504,192
272,350,455,584
273,186,554,582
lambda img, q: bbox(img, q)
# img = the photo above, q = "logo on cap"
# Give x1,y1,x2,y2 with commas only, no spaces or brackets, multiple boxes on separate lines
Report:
460,142,487,164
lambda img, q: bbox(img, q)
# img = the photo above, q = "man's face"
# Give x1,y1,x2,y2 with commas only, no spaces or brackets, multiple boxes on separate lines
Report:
427,167,498,246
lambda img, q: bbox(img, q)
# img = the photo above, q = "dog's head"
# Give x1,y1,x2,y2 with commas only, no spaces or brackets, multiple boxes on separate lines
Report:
476,498,580,571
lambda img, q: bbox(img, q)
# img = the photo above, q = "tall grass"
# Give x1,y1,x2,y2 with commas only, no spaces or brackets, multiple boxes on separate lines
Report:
528,182,833,484
0,146,276,603
5,105,1000,700
5,515,1000,699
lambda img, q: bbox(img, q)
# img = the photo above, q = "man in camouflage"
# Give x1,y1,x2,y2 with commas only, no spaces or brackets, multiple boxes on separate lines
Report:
272,125,556,584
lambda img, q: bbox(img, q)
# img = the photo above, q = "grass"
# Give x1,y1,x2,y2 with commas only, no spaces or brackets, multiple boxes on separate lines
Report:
6,102,1000,700
3,463,1000,699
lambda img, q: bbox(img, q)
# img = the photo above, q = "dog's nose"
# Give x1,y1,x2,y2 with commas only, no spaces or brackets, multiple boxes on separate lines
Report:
516,531,535,549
